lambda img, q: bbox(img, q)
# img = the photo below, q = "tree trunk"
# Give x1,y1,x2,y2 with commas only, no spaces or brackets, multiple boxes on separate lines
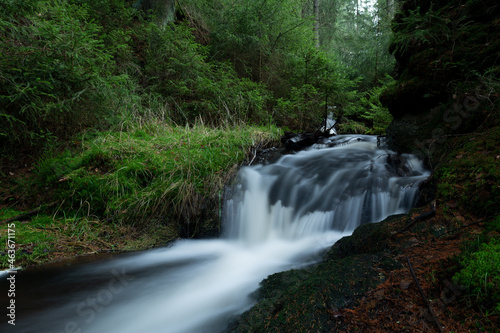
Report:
374,7,380,82
138,0,176,26
314,0,320,48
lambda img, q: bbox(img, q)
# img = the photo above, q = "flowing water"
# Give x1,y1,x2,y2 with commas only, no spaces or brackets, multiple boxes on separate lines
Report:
1,135,430,333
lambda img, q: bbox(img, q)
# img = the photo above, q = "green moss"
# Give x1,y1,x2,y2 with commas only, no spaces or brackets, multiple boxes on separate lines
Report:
453,222,500,315
230,253,391,333
0,209,57,268
0,206,182,269
436,128,500,217
329,215,406,258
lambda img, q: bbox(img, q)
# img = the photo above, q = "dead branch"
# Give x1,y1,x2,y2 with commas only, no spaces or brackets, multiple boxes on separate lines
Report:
406,256,444,333
397,202,436,234
248,143,261,166
0,201,58,225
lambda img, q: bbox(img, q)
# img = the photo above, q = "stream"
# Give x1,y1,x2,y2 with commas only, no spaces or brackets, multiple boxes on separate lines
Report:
1,135,430,333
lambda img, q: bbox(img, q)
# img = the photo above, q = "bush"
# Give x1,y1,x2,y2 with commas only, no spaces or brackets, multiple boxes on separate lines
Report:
0,0,139,150
359,75,395,134
142,22,270,126
275,84,323,131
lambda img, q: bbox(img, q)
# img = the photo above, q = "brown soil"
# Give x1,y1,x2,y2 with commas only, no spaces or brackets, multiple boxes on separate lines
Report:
339,205,499,332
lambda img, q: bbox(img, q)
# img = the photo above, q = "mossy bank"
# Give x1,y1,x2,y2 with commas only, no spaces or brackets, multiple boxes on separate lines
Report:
0,122,282,268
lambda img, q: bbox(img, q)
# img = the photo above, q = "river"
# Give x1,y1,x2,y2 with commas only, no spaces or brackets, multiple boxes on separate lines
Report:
1,135,430,333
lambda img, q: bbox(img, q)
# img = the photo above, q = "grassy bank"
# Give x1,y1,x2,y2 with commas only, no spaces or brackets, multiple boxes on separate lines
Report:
0,121,282,268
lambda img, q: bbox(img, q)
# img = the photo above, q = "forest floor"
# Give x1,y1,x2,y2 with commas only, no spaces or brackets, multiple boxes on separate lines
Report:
338,203,498,332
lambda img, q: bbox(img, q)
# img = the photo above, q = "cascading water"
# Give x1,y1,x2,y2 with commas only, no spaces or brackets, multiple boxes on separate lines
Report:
2,135,429,333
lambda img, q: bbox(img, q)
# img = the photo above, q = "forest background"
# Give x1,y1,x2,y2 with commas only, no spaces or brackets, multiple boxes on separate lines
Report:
0,0,396,246
1,0,499,328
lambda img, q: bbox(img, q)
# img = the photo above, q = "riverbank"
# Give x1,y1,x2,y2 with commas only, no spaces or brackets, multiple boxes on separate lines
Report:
0,121,282,269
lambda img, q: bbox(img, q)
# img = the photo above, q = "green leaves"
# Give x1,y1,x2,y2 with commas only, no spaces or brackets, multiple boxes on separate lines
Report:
358,74,395,133
0,0,119,148
276,84,322,131
142,22,270,125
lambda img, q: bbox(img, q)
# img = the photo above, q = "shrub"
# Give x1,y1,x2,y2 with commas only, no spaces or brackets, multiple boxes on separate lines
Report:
0,0,140,150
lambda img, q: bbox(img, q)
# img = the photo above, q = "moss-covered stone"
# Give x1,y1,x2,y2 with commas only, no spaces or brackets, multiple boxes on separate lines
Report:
228,253,396,333
328,215,406,259
434,127,500,218
227,216,409,332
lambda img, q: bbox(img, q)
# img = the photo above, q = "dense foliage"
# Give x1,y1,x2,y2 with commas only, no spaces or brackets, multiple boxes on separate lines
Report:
0,0,396,155
0,0,398,264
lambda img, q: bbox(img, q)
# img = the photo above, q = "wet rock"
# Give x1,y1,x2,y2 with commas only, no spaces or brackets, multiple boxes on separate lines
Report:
247,147,282,166
227,215,406,332
328,215,406,259
227,253,393,333
281,131,334,154
385,152,410,176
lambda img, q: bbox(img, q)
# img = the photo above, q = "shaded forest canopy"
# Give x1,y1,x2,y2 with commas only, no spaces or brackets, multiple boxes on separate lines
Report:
0,0,397,154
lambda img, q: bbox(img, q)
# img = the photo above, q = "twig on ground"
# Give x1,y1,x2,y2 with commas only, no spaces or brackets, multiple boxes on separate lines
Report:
397,201,436,234
406,256,444,333
0,202,58,225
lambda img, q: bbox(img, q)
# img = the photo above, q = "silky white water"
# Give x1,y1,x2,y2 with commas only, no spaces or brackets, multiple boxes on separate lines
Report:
8,135,429,333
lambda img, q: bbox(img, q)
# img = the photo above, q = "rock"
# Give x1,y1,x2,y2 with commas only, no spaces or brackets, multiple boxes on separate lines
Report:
385,153,410,176
281,131,334,153
329,215,406,259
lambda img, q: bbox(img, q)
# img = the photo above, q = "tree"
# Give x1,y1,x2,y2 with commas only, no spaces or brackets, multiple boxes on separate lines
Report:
135,0,177,26
314,0,320,48
314,0,397,87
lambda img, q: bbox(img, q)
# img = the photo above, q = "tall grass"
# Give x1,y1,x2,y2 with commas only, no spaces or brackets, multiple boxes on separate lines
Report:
34,119,282,235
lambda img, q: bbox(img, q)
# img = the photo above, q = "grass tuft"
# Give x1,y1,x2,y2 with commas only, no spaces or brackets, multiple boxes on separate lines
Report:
33,121,282,230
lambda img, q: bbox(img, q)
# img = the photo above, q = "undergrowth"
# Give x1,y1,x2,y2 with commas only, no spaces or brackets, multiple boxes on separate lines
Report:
434,126,500,320
0,120,281,268
33,121,282,231
435,127,500,218
453,216,500,317
0,207,178,268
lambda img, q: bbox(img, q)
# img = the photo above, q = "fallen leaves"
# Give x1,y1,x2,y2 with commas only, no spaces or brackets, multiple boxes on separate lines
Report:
336,209,484,333
400,280,413,290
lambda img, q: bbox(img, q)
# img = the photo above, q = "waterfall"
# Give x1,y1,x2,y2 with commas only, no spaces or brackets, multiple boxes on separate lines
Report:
225,135,428,242
5,135,429,333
